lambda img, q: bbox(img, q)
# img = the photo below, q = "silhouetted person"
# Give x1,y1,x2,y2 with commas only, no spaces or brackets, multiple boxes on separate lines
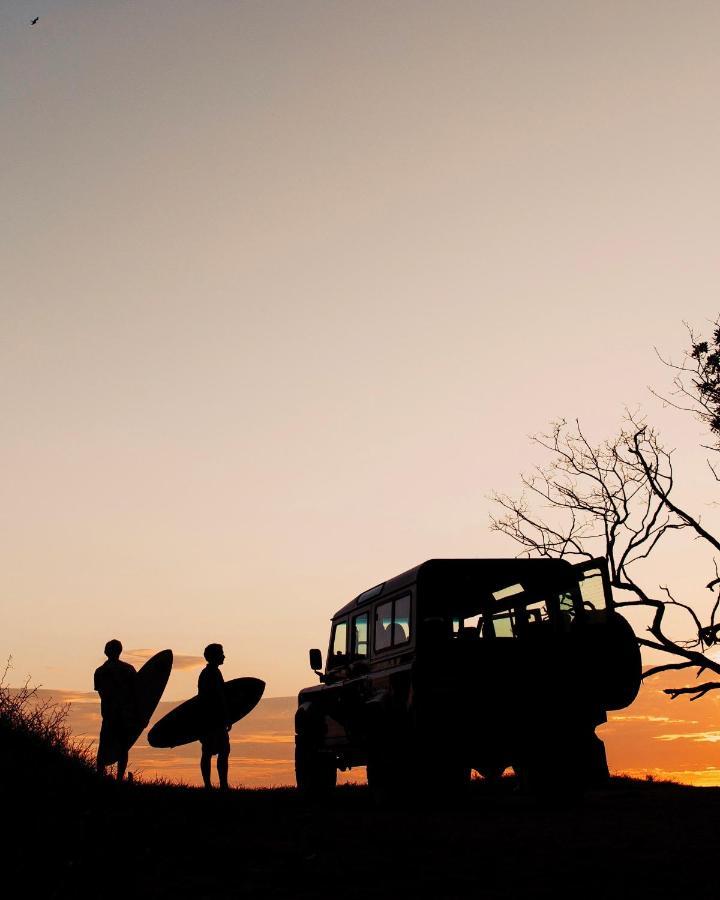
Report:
198,643,231,790
94,639,139,781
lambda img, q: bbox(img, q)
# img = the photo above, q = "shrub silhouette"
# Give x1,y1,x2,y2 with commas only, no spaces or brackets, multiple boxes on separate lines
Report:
0,658,94,781
1,657,98,888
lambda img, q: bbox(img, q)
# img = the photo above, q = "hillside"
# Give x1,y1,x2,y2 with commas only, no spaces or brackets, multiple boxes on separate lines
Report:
8,773,720,899
5,683,720,898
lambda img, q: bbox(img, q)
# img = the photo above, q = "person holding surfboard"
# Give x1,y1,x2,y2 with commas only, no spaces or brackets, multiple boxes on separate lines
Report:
198,643,232,790
94,639,139,781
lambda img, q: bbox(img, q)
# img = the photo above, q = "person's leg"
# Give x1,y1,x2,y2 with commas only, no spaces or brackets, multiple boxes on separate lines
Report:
97,723,108,776
217,749,229,790
117,749,129,782
200,748,213,788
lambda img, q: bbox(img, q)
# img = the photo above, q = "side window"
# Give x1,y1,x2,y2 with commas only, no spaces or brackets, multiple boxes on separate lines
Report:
394,595,410,644
375,601,393,651
330,620,348,663
374,595,412,653
352,613,369,658
491,613,514,638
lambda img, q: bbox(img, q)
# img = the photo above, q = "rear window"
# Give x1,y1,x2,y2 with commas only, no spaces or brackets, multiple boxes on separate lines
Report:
578,567,608,610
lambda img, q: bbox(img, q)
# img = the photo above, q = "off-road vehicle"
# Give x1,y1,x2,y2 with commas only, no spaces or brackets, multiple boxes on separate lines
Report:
295,557,641,799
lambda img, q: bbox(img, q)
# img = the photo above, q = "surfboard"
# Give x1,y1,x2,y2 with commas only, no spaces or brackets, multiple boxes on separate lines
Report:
101,649,174,766
147,676,265,748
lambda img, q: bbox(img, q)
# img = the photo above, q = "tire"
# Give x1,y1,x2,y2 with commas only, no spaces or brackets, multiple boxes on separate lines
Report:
295,745,337,801
573,612,642,710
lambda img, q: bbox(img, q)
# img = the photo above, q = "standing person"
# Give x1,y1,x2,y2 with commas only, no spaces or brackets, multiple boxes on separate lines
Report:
94,639,139,781
198,643,232,790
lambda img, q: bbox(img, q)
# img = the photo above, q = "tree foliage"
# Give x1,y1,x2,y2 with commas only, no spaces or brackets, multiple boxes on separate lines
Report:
654,317,720,448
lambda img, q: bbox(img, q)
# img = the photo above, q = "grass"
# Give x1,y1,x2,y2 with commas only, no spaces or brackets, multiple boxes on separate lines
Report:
3,671,720,898
26,775,719,899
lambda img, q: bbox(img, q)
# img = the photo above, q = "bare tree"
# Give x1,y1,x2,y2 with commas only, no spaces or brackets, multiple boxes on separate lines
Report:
491,412,720,701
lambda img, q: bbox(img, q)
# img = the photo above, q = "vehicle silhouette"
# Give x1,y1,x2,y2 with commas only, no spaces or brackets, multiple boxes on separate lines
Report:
296,557,641,801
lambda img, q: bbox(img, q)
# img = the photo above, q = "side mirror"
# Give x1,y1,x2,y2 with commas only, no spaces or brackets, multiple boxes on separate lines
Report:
309,648,323,673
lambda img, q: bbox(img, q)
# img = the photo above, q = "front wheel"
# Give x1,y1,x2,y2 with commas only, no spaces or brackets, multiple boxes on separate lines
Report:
295,745,337,801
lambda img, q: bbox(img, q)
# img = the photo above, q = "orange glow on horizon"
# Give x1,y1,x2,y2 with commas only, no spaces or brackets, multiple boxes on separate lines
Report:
44,670,720,789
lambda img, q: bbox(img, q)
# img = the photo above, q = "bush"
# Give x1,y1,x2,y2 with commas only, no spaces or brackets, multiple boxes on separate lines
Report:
0,657,94,778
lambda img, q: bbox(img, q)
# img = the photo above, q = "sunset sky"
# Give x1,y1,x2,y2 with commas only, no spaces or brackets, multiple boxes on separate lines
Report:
4,2,720,784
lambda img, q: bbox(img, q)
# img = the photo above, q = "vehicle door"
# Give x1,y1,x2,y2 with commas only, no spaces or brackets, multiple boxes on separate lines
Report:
368,594,414,718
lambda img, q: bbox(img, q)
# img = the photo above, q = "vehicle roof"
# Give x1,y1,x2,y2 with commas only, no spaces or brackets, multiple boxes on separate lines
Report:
331,557,575,619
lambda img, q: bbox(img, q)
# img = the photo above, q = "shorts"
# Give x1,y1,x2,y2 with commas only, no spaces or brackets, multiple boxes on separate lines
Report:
200,727,230,756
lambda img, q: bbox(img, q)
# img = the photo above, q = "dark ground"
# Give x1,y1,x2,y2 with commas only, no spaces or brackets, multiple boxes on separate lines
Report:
8,774,720,899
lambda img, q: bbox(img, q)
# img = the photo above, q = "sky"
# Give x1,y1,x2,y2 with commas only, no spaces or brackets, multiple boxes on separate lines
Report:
3,0,720,734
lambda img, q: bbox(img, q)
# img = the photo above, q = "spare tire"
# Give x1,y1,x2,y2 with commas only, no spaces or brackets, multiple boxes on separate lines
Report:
572,611,641,710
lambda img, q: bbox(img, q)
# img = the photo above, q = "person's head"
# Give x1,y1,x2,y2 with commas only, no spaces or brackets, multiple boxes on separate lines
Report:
104,639,122,660
204,643,225,666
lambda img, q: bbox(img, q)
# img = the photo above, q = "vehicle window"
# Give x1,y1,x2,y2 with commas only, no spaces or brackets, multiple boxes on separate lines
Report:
460,602,547,640
352,613,369,658
578,568,607,610
492,583,524,602
558,590,579,623
375,601,393,651
394,595,410,644
449,576,588,640
374,596,412,652
518,599,548,621
355,583,385,605
492,612,514,638
331,621,348,660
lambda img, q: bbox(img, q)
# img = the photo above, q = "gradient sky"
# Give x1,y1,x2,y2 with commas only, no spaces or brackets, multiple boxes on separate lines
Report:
3,1,720,702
